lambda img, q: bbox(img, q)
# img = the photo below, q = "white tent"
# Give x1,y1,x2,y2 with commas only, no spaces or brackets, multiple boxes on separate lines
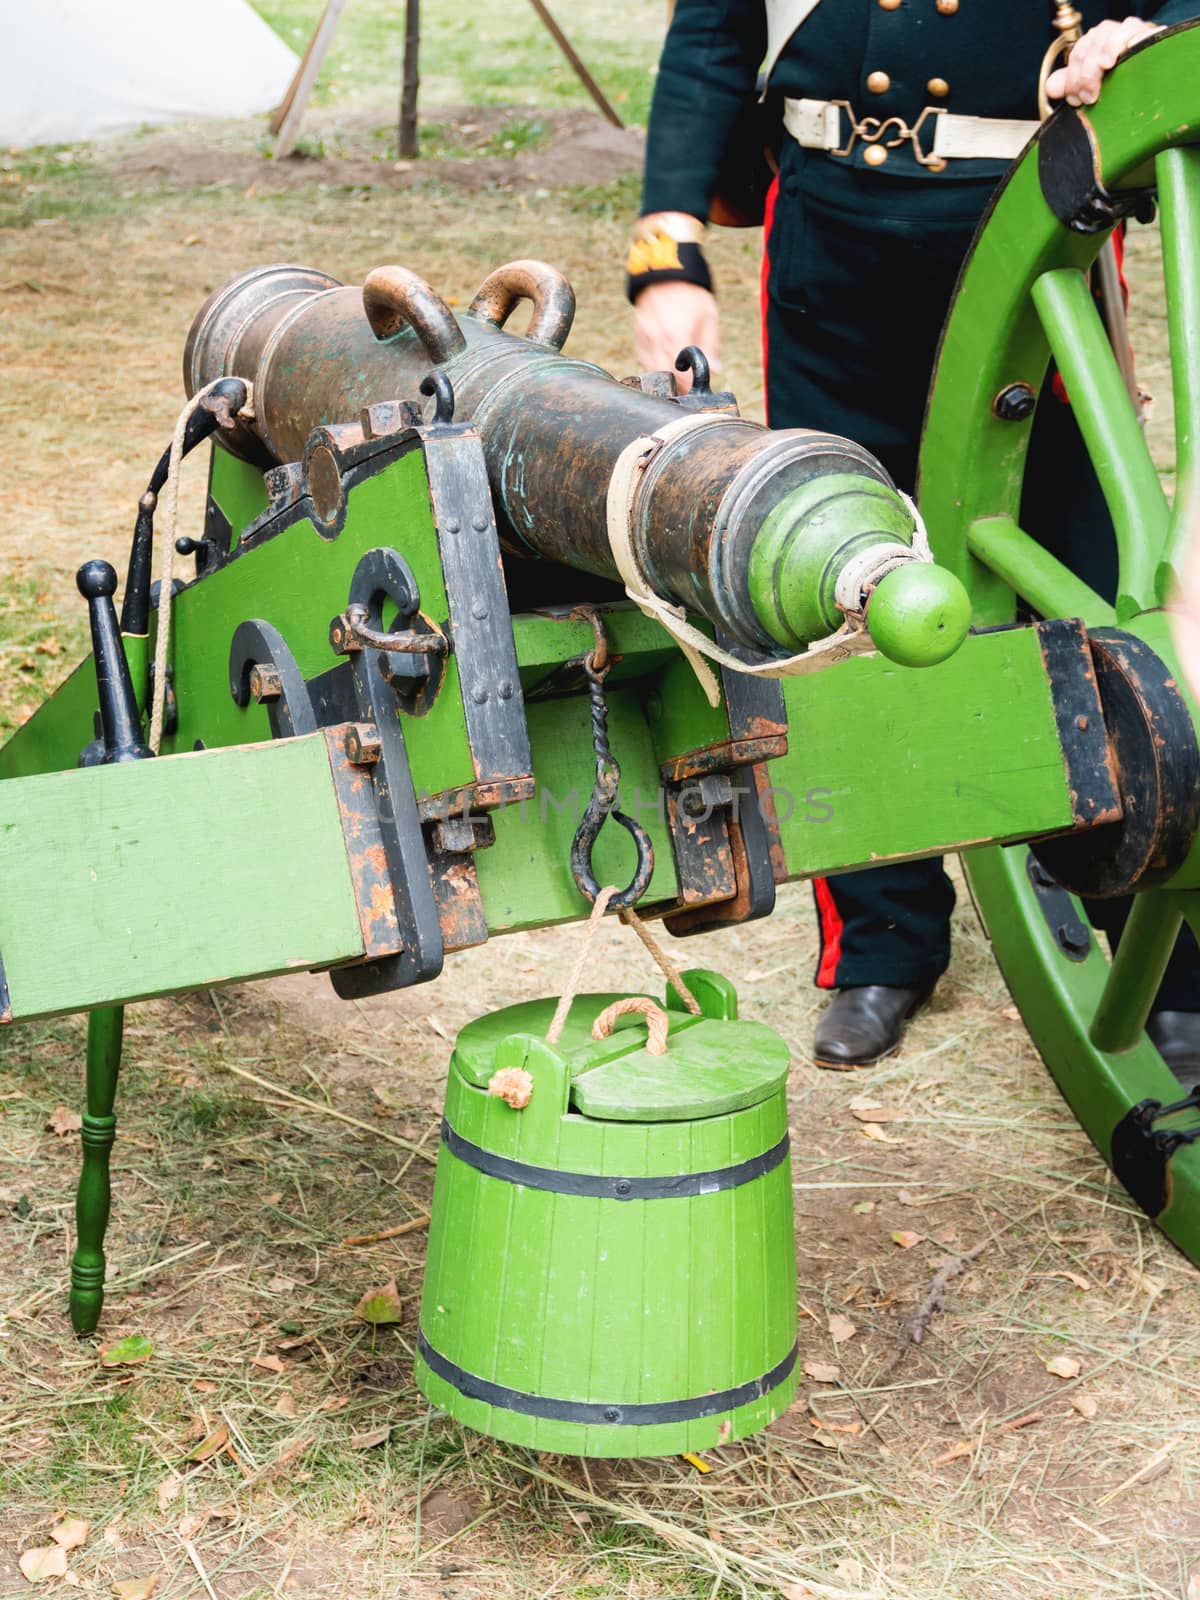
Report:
0,0,299,149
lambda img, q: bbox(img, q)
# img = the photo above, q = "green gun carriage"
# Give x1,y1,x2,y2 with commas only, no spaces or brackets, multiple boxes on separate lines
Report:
3,22,1200,1448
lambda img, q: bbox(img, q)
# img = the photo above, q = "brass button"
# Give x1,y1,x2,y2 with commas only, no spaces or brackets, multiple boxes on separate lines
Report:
863,143,889,166
878,0,902,8
866,70,891,94
936,0,958,12
928,157,948,173
927,76,950,97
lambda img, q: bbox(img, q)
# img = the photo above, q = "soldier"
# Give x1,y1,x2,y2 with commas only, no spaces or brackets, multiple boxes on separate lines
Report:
630,1,1200,1078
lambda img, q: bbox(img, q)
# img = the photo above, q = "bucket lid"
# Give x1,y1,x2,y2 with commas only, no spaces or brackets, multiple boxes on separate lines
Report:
452,988,790,1122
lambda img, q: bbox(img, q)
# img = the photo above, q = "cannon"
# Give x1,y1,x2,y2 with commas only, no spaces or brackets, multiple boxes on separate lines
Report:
3,23,1200,1357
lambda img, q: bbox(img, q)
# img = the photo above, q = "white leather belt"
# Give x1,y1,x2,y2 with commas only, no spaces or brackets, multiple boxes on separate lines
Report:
783,96,1038,168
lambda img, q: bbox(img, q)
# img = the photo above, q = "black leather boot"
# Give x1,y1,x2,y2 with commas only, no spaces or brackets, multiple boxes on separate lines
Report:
812,983,934,1070
1147,1011,1200,1093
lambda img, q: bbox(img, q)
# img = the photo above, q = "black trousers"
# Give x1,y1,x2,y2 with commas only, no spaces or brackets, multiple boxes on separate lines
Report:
762,147,1199,1006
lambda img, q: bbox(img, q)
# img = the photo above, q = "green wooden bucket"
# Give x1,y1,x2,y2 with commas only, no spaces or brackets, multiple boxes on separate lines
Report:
415,970,798,1457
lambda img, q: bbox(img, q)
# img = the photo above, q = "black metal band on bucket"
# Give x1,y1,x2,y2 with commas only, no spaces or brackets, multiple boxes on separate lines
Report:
417,1331,798,1426
440,1119,789,1199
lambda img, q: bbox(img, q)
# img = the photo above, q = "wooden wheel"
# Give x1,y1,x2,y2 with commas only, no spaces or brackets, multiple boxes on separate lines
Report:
919,23,1200,1261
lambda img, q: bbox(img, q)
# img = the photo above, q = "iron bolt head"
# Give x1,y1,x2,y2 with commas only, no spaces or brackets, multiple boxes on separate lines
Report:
248,664,283,702
344,723,382,764
993,382,1038,422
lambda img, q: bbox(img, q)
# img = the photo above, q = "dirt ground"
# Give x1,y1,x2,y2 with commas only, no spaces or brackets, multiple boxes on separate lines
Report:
1,109,1198,1600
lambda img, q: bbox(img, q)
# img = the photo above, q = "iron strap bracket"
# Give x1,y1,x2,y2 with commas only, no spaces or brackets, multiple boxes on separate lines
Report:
1111,1090,1200,1218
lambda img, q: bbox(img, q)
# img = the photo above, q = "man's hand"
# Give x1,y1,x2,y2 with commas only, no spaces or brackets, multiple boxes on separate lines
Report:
632,281,721,393
1045,17,1161,107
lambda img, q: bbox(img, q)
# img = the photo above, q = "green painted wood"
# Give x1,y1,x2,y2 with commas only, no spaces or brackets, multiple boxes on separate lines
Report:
451,988,788,1121
417,994,797,1457
0,656,97,781
965,516,1116,629
476,685,679,931
1088,892,1184,1054
1030,268,1166,619
0,735,365,1019
770,625,1077,876
166,450,477,805
923,29,1200,1265
1156,144,1200,597
68,1006,124,1335
209,445,270,556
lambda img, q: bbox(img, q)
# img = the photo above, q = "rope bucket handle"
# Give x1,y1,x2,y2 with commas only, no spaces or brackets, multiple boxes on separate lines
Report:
591,996,670,1057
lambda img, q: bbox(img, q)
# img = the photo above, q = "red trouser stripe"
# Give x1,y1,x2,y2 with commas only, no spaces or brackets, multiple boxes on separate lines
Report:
761,172,781,423
814,878,844,989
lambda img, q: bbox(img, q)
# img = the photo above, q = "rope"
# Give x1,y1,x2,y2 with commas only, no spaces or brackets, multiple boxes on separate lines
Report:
617,905,701,1014
546,886,617,1045
605,424,934,707
544,884,703,1055
148,379,248,753
591,996,670,1056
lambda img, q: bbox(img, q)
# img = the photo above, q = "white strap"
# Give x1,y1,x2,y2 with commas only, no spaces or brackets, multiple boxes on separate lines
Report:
783,97,1038,163
604,418,932,707
931,113,1037,162
762,0,825,92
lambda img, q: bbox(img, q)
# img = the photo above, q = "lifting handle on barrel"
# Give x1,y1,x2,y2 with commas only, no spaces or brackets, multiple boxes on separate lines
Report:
591,997,670,1056
467,259,576,349
362,265,468,362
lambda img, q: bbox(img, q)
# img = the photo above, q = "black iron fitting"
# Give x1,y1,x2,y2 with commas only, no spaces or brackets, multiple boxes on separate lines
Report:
568,621,654,911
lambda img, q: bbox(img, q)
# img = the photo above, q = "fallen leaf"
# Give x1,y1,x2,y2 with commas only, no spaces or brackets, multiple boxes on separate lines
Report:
891,1230,924,1250
834,1558,864,1586
1041,1269,1091,1292
193,1380,217,1395
850,1104,904,1123
176,1515,205,1541
112,1577,161,1600
319,1395,349,1413
267,1275,296,1293
274,1391,298,1419
851,1200,875,1215
155,1474,182,1511
262,1192,283,1206
827,1313,857,1344
803,1361,840,1383
99,1335,153,1368
1001,1004,1022,1022
1071,1394,1099,1420
36,636,61,657
859,1123,903,1145
355,1278,405,1326
102,1517,124,1550
50,1519,88,1551
896,1189,920,1206
1187,1573,1200,1600
350,1425,391,1450
45,1105,82,1137
1045,1354,1082,1380
779,1585,814,1600
933,1225,958,1244
251,1353,286,1374
187,1422,229,1462
19,1546,68,1583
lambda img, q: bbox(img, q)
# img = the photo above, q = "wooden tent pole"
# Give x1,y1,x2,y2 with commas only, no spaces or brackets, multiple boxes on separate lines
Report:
272,0,347,159
525,0,624,128
399,0,421,158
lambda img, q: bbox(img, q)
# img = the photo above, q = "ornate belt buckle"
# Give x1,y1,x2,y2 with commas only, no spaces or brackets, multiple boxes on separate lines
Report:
828,101,947,170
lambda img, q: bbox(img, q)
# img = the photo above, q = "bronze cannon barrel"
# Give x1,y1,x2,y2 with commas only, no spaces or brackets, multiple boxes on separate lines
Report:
185,258,968,665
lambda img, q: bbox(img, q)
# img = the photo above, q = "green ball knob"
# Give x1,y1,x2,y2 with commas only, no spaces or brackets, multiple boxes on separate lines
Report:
867,562,971,669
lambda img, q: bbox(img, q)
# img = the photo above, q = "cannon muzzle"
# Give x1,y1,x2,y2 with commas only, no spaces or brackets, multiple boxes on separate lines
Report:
185,258,969,668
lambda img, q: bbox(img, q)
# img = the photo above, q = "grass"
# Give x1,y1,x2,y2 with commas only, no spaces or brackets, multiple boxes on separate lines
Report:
1,10,1199,1596
249,0,663,124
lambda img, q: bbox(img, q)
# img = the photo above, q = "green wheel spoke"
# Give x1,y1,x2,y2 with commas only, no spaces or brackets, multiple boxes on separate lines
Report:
1156,145,1200,598
1031,266,1168,618
966,515,1115,625
1088,892,1182,1054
